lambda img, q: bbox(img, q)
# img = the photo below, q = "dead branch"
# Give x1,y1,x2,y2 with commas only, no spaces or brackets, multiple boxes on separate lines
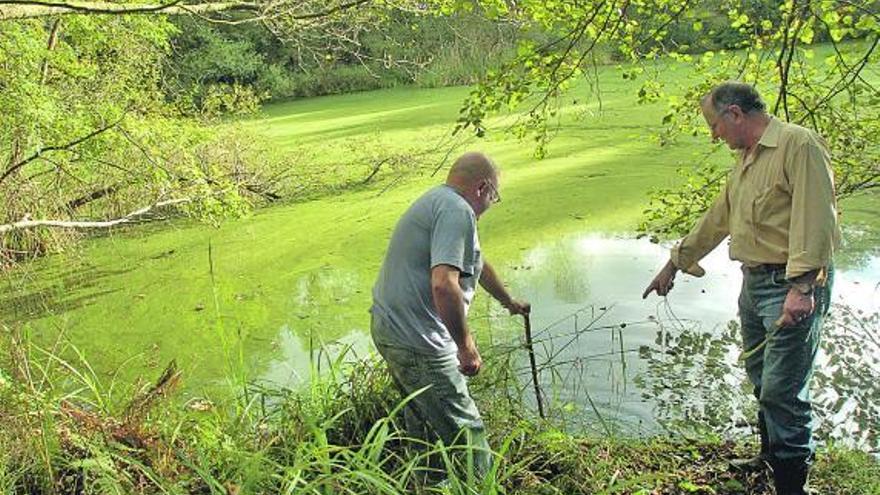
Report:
64,183,122,210
0,198,189,233
362,157,391,184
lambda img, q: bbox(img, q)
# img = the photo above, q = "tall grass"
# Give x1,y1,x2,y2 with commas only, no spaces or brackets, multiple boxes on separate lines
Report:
0,322,545,494
2,258,878,494
2,323,880,494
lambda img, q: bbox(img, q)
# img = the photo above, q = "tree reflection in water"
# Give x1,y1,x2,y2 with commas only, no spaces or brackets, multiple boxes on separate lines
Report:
636,304,880,452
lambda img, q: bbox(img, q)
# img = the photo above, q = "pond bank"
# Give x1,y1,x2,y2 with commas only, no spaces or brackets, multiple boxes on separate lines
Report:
1,338,878,495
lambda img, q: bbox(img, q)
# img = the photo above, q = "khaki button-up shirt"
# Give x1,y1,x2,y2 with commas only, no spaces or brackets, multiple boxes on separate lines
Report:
671,117,841,280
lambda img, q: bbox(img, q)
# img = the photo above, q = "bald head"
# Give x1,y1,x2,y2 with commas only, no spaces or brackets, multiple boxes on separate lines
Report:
445,151,501,218
446,152,498,188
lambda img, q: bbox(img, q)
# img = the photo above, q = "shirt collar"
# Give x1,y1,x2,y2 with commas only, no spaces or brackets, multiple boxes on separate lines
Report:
757,116,782,148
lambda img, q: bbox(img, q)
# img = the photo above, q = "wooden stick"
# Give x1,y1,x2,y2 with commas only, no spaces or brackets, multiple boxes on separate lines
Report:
523,314,545,419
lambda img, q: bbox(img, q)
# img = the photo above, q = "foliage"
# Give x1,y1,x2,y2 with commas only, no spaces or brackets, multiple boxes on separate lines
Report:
163,9,523,102
638,153,728,242
0,2,529,265
0,15,292,265
163,16,287,113
4,1,879,263
444,0,880,236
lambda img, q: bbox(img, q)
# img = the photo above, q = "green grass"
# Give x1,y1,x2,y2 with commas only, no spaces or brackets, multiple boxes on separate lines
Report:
1,332,877,495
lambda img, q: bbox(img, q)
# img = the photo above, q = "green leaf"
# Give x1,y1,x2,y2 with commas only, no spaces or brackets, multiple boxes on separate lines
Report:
798,24,815,44
678,480,701,492
856,15,879,32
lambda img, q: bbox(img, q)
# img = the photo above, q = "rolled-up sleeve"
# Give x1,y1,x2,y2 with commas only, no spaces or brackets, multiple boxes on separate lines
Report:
670,182,731,277
785,136,838,279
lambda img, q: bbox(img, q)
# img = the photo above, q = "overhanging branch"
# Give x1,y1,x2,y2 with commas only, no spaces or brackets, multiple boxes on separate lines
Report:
0,0,260,20
0,0,373,21
0,117,124,184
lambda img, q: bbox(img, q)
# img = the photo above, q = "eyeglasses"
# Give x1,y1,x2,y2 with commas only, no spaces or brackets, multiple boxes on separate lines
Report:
484,180,501,204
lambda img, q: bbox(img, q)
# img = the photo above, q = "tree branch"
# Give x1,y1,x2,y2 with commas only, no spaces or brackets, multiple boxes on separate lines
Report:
795,34,880,124
0,198,189,233
39,18,61,84
0,0,373,21
65,183,121,211
0,117,123,184
773,0,799,118
0,0,259,20
281,0,369,21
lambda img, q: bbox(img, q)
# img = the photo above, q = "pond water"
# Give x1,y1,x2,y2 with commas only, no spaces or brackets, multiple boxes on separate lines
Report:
3,228,877,451
258,234,879,450
488,234,880,449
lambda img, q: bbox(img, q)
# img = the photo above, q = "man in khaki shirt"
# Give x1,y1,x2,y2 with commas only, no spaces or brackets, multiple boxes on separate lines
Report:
643,82,839,495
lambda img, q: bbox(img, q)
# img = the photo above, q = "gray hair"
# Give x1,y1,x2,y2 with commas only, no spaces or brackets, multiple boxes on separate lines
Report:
704,81,767,115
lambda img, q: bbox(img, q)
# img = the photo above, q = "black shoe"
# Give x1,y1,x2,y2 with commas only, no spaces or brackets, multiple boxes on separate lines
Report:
771,458,811,495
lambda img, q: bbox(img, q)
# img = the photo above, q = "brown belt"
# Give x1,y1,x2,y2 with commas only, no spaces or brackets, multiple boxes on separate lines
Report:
743,263,787,273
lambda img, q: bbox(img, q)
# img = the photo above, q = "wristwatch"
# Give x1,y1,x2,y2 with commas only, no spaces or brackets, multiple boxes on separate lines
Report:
789,281,814,296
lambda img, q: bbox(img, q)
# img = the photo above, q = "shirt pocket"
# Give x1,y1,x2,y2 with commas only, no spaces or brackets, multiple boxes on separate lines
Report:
751,185,788,230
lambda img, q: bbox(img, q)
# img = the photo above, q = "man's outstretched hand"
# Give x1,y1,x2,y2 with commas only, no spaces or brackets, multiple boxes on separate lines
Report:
643,260,678,298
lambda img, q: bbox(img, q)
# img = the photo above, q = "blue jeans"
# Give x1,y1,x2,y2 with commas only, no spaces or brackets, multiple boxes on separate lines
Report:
739,265,833,467
371,317,491,479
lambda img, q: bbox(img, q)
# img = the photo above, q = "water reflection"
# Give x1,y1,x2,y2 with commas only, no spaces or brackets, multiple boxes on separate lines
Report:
260,324,371,386
504,234,880,449
258,267,371,387
252,234,878,450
